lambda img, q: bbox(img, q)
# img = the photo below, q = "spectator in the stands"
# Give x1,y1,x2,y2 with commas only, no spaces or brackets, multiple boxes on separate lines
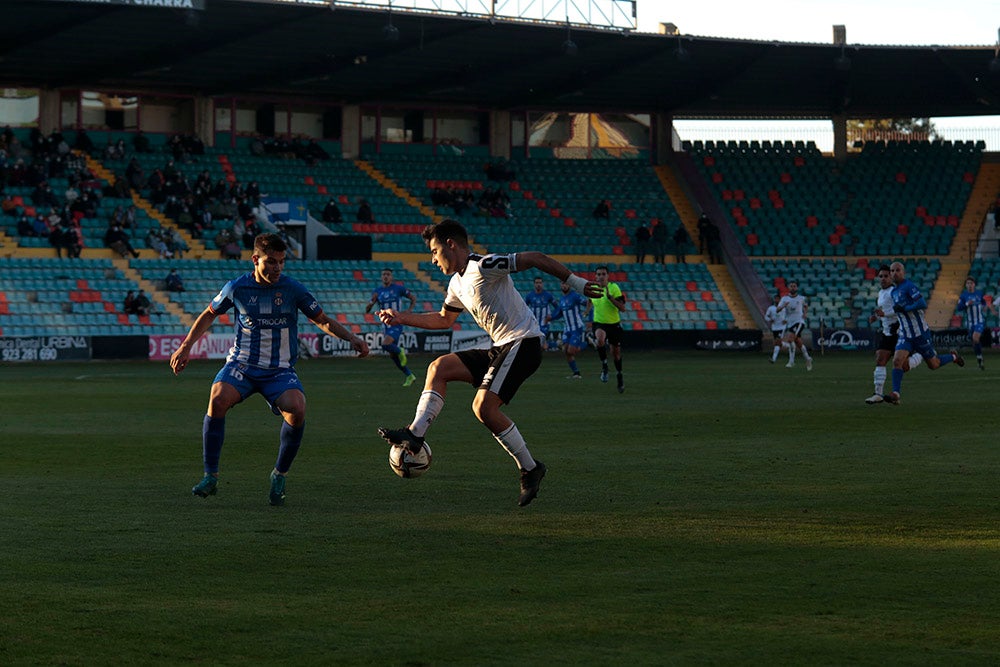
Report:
322,198,343,224
105,223,139,258
146,226,173,259
124,290,137,315
633,222,650,264
165,268,185,293
73,129,94,153
32,181,58,209
650,218,668,265
673,225,690,264
133,131,151,153
245,180,261,205
133,289,151,316
593,199,611,219
357,199,374,224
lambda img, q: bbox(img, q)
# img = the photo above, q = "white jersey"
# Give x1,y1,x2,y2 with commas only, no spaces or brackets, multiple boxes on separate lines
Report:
876,286,898,336
764,304,786,332
444,252,541,346
778,294,807,326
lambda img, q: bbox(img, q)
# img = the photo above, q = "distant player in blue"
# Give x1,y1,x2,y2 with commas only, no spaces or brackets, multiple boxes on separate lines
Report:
884,261,964,404
170,233,369,505
524,276,560,350
956,276,996,370
550,279,592,378
366,268,417,386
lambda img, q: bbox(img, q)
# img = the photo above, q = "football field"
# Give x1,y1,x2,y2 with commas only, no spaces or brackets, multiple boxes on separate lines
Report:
2,350,999,664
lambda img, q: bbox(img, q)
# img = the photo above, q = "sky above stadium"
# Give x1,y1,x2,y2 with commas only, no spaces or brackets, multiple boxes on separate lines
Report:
635,0,997,46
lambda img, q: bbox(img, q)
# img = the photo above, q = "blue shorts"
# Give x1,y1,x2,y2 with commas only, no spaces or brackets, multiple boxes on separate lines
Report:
895,331,938,360
382,324,404,342
969,322,985,336
213,362,304,405
562,328,585,349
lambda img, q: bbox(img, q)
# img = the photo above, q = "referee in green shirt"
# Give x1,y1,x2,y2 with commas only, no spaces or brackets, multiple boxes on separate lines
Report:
591,265,627,393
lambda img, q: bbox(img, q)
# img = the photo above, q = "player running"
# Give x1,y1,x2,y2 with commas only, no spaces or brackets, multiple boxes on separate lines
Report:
764,293,787,363
591,265,627,393
376,219,601,507
777,281,813,370
366,267,418,386
865,264,923,404
956,276,996,370
523,276,560,351
550,278,593,379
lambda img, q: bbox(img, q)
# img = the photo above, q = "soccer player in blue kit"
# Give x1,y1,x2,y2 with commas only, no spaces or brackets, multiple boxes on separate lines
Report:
883,261,963,405
956,276,996,370
550,278,592,378
365,267,417,386
523,276,560,350
170,233,369,505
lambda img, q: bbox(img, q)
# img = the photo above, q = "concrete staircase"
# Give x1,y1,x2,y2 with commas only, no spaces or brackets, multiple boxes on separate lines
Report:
924,162,1000,328
655,165,755,329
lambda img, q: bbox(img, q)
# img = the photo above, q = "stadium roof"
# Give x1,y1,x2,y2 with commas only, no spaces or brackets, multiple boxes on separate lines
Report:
3,0,1000,119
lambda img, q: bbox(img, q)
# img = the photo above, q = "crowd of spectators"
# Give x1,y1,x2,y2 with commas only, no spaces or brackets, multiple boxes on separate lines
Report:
429,184,511,219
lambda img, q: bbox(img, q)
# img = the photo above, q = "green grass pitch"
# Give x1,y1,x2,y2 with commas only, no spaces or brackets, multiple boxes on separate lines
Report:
2,350,999,664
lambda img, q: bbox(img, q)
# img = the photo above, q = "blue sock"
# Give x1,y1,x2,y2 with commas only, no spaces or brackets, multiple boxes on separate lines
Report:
202,415,225,474
891,368,904,392
974,343,982,356
938,354,954,367
568,359,579,374
275,421,304,473
382,343,403,370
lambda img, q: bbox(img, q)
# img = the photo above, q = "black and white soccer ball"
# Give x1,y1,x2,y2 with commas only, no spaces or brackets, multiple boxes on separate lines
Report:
388,441,433,478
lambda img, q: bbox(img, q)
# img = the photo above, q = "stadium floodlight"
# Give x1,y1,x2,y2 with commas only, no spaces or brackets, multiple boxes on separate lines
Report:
991,27,1000,74
383,1,399,42
562,19,578,56
834,43,851,72
674,34,691,63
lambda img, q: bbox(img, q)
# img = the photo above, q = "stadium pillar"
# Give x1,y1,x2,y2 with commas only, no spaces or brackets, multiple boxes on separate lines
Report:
194,97,214,148
342,105,361,158
38,89,59,135
832,115,847,162
653,113,675,165
490,110,510,159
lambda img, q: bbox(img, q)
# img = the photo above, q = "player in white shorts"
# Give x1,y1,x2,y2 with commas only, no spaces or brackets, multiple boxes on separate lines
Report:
764,293,788,363
865,264,923,404
777,281,813,370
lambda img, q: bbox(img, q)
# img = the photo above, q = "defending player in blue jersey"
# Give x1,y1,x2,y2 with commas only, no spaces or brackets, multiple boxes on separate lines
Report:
523,276,560,350
365,268,417,386
170,233,369,505
884,261,964,405
956,276,996,370
550,278,592,378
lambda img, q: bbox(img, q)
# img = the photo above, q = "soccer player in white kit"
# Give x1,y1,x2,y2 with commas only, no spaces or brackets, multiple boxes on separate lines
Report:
777,281,813,370
764,293,787,363
865,264,923,403
377,219,602,507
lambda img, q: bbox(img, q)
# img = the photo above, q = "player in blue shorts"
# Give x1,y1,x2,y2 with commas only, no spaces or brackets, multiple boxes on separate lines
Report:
523,276,560,350
956,276,996,370
884,261,964,405
365,268,417,386
170,233,369,505
550,278,592,378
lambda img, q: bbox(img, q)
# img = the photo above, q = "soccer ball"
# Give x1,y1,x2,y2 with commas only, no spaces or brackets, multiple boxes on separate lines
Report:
388,441,433,478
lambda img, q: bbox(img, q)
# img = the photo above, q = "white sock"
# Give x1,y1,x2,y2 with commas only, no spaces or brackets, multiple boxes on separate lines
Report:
874,366,886,394
493,423,535,470
408,390,444,438
771,345,780,361
908,353,923,370
800,346,812,361
788,346,797,363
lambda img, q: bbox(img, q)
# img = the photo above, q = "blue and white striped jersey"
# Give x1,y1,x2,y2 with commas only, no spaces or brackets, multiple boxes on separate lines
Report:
210,272,322,369
957,289,989,328
524,289,559,326
891,279,930,340
554,290,590,331
372,282,413,311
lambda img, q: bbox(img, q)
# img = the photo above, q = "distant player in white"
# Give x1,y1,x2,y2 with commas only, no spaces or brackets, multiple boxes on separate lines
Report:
377,219,601,507
865,264,923,404
764,293,788,363
777,281,813,370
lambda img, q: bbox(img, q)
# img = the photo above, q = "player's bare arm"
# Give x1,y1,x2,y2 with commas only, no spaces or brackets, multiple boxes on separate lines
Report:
379,305,460,330
170,306,220,375
515,251,602,297
364,296,378,313
310,312,370,356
